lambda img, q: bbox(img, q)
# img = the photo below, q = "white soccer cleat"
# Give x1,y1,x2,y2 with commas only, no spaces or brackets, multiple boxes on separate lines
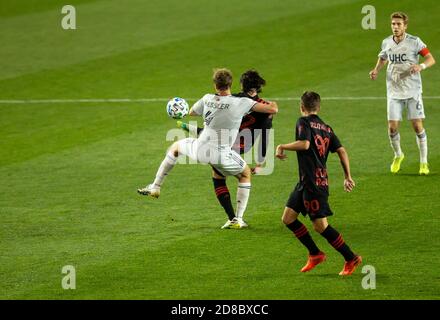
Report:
221,219,235,229
137,184,160,198
221,217,248,229
235,217,248,228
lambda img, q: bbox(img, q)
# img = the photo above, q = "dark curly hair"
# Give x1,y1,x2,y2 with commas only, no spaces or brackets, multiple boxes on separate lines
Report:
240,70,266,93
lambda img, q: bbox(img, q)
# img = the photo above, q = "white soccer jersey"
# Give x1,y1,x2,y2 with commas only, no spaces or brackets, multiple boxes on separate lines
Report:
378,33,429,99
191,94,257,148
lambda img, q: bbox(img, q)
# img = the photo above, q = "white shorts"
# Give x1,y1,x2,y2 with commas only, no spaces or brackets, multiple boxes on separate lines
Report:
387,95,425,121
177,138,247,176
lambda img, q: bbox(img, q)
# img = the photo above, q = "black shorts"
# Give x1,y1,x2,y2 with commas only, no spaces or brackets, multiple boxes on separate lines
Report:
285,183,333,221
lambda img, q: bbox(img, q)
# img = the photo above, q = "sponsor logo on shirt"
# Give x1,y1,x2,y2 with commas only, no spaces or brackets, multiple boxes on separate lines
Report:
388,53,408,63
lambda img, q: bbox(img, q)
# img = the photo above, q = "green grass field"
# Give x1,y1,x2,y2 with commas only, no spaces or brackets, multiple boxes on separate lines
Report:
1,0,439,299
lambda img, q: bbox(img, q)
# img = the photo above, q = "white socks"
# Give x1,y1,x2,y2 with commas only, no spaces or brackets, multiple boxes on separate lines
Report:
236,182,251,219
389,132,403,157
389,130,428,163
153,151,178,187
416,130,428,163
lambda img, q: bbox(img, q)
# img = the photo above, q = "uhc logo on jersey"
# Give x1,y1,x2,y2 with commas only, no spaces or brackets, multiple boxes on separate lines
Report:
388,53,408,63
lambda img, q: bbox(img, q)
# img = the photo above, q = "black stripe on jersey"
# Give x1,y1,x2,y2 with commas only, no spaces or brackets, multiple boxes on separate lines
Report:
230,153,245,167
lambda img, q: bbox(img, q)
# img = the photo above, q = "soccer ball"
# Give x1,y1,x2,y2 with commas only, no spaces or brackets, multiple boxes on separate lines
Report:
166,97,189,119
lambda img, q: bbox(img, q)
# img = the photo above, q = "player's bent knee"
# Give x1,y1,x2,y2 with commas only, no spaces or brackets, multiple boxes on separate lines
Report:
411,120,424,133
388,127,398,135
243,165,251,177
170,142,180,157
388,122,399,134
313,224,324,233
312,218,328,233
237,166,251,180
282,207,297,225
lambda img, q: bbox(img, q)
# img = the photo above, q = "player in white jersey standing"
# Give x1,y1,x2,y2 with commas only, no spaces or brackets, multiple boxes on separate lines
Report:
369,12,435,175
137,69,278,228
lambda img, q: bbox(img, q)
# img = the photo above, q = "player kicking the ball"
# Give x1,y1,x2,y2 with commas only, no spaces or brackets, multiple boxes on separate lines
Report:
276,92,361,276
137,68,278,229
177,70,274,228
369,12,435,175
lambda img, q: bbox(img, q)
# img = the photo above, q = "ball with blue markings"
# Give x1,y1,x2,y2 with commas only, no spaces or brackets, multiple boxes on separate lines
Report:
166,97,189,119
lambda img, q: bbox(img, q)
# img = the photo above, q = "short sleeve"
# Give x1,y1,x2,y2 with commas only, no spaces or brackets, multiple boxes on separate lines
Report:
329,131,342,153
416,37,429,56
296,118,311,142
191,96,205,115
242,97,257,114
378,40,388,60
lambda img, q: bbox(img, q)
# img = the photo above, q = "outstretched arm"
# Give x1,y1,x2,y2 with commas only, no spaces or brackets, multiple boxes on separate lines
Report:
189,109,201,116
275,141,310,160
335,147,355,192
252,101,278,114
369,58,387,80
189,97,204,117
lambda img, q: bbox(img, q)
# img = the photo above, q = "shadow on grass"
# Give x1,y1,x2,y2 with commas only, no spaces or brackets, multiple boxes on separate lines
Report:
398,172,437,177
303,272,391,283
302,273,341,279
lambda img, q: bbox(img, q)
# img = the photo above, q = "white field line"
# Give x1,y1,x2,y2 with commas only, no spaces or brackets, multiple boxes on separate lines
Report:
1,97,440,104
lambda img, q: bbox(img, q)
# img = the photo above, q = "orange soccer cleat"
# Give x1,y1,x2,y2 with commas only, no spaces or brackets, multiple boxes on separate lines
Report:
300,251,326,273
339,255,362,276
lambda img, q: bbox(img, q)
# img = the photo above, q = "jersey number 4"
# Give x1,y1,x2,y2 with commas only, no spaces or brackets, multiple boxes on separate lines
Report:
205,110,214,126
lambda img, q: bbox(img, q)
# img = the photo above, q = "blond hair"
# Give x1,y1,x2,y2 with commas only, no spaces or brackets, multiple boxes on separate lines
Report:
390,12,408,25
213,68,233,90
